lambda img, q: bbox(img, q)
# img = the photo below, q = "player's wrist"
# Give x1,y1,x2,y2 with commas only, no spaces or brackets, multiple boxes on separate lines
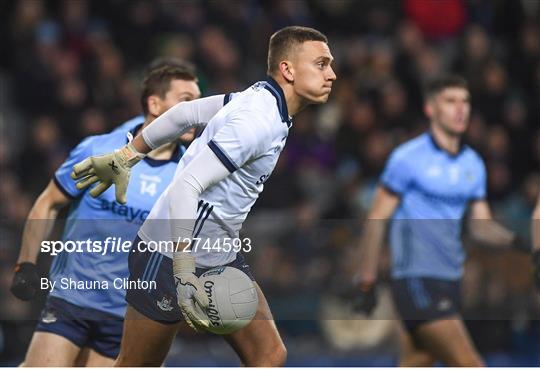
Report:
354,271,377,288
360,280,376,292
116,142,145,167
14,261,37,273
173,253,196,275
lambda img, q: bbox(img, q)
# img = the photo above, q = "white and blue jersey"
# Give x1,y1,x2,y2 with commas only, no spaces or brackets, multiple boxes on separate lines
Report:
139,77,291,267
51,123,184,317
381,132,486,280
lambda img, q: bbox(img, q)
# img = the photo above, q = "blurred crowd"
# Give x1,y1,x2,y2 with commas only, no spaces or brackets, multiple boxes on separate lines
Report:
1,0,539,365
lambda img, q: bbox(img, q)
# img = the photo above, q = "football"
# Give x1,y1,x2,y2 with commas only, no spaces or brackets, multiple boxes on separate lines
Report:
199,266,259,335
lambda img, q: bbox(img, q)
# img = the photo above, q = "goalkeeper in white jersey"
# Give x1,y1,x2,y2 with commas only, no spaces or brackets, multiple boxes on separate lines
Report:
71,26,336,366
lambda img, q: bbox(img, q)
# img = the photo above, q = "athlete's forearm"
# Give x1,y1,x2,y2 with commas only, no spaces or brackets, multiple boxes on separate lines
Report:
137,95,226,152
469,218,516,247
18,188,67,263
169,145,230,250
356,186,399,283
357,219,388,284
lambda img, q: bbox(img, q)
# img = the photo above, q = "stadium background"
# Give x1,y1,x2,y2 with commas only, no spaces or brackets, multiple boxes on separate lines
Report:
0,0,539,366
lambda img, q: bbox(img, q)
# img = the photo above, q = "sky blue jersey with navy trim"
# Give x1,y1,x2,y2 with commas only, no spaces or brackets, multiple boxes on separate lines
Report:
380,132,487,280
50,122,185,317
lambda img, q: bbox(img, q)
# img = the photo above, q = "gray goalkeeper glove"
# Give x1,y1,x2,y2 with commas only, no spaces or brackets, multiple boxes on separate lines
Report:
70,142,145,204
173,253,211,331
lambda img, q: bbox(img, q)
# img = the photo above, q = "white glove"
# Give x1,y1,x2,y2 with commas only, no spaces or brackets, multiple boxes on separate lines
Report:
173,253,210,331
71,142,145,204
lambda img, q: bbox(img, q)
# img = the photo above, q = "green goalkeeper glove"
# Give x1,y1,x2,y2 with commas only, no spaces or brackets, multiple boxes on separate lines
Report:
71,142,145,204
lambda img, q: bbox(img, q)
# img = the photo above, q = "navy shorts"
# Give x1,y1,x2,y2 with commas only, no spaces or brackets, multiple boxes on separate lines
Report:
391,277,461,332
35,296,123,359
126,236,255,324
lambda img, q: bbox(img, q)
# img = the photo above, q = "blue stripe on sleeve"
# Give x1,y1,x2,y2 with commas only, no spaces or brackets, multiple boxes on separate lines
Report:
208,140,238,173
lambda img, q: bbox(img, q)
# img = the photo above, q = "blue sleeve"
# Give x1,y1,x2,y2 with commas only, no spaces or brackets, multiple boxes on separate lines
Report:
53,137,95,199
380,150,413,195
470,158,487,200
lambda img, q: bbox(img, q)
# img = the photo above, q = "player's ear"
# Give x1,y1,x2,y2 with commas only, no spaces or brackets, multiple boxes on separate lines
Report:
279,61,294,83
424,100,434,119
147,95,162,117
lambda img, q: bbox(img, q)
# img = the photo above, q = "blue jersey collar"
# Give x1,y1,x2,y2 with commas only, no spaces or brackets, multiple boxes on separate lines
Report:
427,131,465,157
128,124,183,166
263,76,292,128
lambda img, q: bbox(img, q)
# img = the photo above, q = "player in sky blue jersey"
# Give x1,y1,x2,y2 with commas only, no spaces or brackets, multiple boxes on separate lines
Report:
352,75,519,366
10,61,201,366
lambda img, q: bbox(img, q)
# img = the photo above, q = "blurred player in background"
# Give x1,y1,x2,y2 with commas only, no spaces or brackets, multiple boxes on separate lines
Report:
533,191,540,289
352,75,520,367
70,26,336,366
10,60,200,366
